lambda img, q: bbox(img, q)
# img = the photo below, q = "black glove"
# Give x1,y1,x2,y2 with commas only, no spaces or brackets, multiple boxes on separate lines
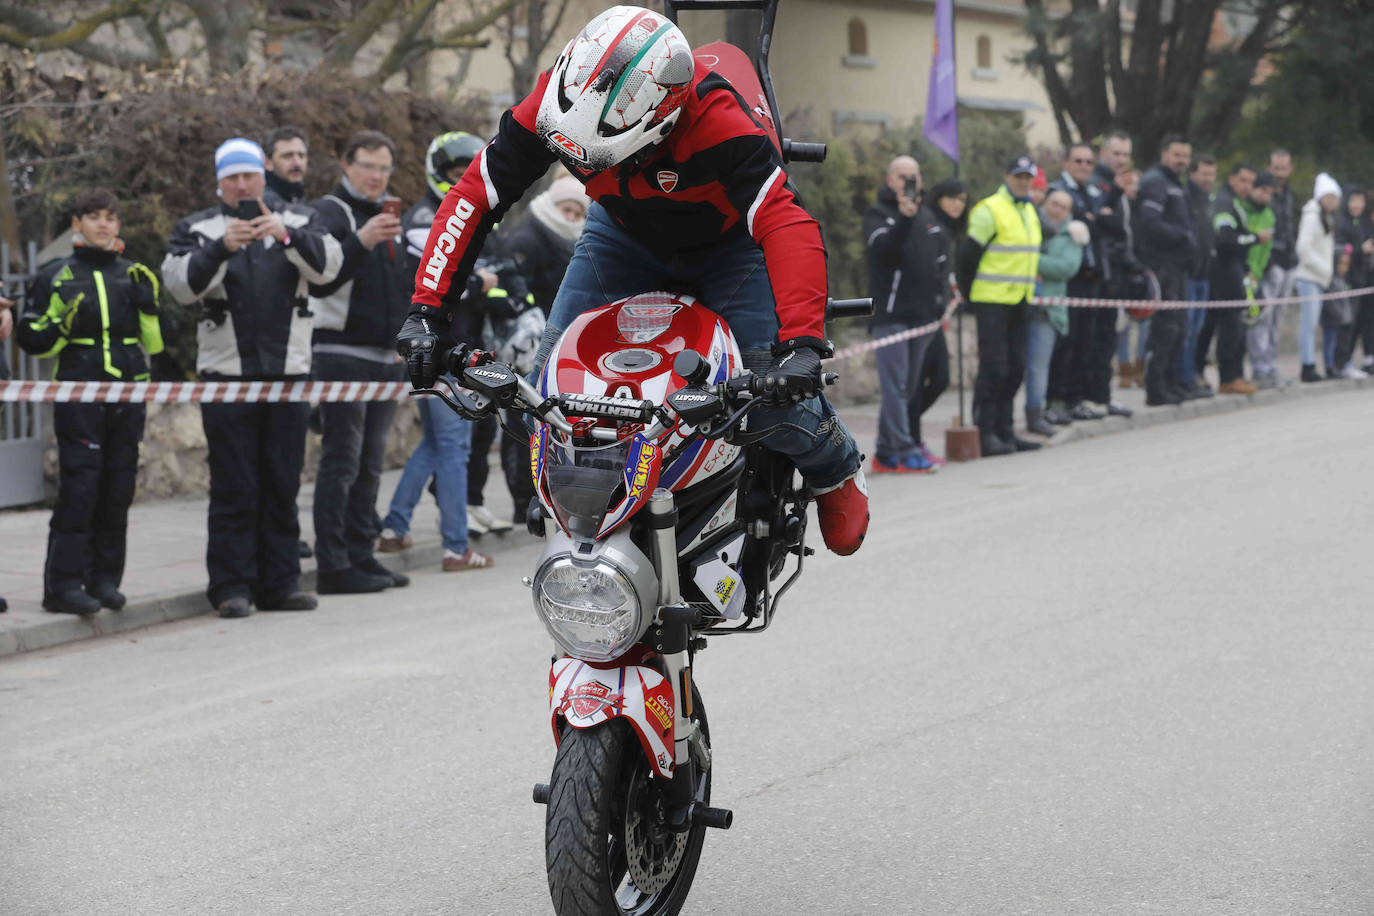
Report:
150,351,187,382
127,263,160,315
396,313,441,389
762,344,825,406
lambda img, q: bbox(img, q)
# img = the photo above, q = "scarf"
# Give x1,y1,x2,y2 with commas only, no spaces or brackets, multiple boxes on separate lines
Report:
529,189,586,243
72,231,125,254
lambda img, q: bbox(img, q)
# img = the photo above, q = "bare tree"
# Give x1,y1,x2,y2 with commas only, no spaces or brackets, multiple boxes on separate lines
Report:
501,0,571,100
1022,0,1311,160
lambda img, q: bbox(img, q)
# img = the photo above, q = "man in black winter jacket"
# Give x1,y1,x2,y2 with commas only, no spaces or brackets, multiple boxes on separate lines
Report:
18,189,173,615
163,138,342,619
1136,135,1196,405
306,130,412,595
264,126,309,205
864,156,946,473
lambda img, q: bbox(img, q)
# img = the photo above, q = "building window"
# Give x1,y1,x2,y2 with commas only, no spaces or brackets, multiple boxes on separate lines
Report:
848,18,868,56
842,16,876,68
972,34,998,80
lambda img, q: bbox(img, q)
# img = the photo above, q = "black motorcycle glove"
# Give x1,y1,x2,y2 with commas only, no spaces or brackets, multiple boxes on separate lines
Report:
396,313,441,389
762,344,825,406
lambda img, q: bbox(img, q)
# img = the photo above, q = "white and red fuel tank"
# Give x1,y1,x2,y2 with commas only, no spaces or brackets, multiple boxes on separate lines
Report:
538,291,743,494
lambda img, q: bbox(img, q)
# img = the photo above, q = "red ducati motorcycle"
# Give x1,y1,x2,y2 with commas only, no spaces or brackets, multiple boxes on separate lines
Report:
424,287,869,915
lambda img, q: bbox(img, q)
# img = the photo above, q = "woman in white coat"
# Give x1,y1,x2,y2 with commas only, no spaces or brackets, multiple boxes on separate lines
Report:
1294,172,1342,382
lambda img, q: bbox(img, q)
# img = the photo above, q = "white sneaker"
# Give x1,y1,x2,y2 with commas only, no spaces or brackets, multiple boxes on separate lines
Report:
466,509,489,537
1341,364,1368,379
469,505,512,533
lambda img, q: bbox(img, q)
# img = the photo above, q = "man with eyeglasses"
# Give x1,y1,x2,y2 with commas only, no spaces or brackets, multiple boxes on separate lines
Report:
1047,142,1106,423
305,130,413,595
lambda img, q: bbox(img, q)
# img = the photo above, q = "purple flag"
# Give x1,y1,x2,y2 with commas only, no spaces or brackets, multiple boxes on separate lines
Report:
924,0,959,161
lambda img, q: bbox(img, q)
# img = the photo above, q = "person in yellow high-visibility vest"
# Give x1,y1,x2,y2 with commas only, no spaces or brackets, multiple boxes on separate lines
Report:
957,155,1043,456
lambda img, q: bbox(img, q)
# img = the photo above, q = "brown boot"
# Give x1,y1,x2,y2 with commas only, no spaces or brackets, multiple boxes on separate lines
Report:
1117,361,1135,389
1218,379,1257,395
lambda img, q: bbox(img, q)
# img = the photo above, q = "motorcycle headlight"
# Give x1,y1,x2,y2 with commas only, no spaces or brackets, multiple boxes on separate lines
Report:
535,557,642,662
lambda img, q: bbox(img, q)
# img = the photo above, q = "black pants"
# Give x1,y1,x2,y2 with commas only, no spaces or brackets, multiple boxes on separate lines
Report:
312,353,404,574
1145,265,1188,398
45,403,145,598
907,330,949,445
1195,308,1219,376
467,412,498,506
1064,306,1118,405
1215,308,1246,383
1048,276,1096,403
973,301,1028,439
500,409,537,525
1354,294,1374,359
202,399,308,606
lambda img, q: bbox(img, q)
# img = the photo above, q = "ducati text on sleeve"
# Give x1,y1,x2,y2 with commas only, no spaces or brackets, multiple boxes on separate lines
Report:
420,197,477,291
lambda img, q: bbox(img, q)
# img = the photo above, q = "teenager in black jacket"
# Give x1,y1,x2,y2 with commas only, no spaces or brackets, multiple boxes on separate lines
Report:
17,189,172,615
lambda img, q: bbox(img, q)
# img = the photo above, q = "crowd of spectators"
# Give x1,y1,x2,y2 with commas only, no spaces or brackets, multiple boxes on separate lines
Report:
12,125,588,618
865,140,1374,467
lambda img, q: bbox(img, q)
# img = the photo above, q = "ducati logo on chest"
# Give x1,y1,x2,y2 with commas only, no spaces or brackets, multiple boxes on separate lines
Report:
657,170,679,193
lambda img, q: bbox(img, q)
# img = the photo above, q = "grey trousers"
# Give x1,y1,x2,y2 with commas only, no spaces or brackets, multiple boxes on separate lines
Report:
1248,266,1292,379
873,323,934,461
312,352,405,574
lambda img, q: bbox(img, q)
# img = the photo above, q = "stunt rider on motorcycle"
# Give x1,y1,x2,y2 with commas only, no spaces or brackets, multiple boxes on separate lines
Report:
397,4,869,555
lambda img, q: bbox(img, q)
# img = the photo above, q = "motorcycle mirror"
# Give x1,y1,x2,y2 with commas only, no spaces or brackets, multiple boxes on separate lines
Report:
673,349,711,386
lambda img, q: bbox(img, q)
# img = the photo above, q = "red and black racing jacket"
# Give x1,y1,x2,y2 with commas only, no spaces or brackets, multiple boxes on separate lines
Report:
409,66,829,353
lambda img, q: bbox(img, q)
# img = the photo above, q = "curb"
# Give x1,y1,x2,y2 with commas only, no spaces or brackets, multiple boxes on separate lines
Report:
0,529,533,659
1045,374,1371,447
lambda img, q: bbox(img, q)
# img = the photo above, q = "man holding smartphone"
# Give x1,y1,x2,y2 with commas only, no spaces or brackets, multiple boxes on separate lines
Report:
305,130,412,595
162,137,343,619
863,155,947,473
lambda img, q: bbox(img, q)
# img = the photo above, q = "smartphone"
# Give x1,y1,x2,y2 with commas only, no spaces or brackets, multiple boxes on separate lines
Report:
381,196,403,218
236,199,263,221
903,177,918,200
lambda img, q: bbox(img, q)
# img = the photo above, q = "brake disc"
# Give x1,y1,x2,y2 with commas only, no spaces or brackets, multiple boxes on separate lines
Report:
623,767,688,895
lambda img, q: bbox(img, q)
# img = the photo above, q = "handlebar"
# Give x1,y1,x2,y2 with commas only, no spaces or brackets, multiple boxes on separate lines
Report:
826,298,873,321
782,139,827,164
413,343,841,446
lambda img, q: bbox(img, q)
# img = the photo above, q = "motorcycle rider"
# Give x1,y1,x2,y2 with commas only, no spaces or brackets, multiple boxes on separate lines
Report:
396,5,868,555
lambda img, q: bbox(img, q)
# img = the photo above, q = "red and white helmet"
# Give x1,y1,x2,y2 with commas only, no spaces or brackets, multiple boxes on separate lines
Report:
536,6,695,172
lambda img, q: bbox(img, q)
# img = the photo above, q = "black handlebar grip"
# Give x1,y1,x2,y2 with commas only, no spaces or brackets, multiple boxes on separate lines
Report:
782,139,827,163
825,298,874,321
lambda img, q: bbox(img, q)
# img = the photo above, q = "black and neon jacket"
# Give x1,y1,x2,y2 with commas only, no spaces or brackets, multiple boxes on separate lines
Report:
17,245,164,381
1209,184,1259,302
307,181,411,353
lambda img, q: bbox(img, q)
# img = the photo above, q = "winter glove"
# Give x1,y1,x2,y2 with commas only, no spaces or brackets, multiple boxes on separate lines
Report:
396,313,441,389
127,263,160,314
58,291,84,335
1066,220,1091,247
762,344,825,406
150,351,188,382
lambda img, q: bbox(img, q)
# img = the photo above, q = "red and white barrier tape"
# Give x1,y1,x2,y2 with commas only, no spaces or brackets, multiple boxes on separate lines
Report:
0,379,412,404
827,297,962,362
1031,282,1374,311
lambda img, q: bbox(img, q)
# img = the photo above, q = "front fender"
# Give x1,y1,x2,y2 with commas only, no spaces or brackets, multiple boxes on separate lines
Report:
550,657,676,779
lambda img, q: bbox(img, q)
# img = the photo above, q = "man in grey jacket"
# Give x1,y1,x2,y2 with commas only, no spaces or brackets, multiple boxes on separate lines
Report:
163,138,342,619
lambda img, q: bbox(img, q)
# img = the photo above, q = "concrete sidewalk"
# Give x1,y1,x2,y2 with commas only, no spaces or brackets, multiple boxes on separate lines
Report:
2,355,1370,658
0,465,532,656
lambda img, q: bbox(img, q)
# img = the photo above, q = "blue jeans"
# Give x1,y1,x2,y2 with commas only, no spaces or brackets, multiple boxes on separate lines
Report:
1296,279,1322,365
1023,312,1058,409
1179,278,1209,387
533,203,860,488
383,391,471,554
1117,317,1150,364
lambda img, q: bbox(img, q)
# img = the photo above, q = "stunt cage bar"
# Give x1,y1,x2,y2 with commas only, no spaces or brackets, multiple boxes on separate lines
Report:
664,0,827,164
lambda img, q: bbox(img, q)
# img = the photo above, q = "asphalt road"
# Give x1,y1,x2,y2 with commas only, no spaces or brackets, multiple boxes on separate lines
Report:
4,390,1374,916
